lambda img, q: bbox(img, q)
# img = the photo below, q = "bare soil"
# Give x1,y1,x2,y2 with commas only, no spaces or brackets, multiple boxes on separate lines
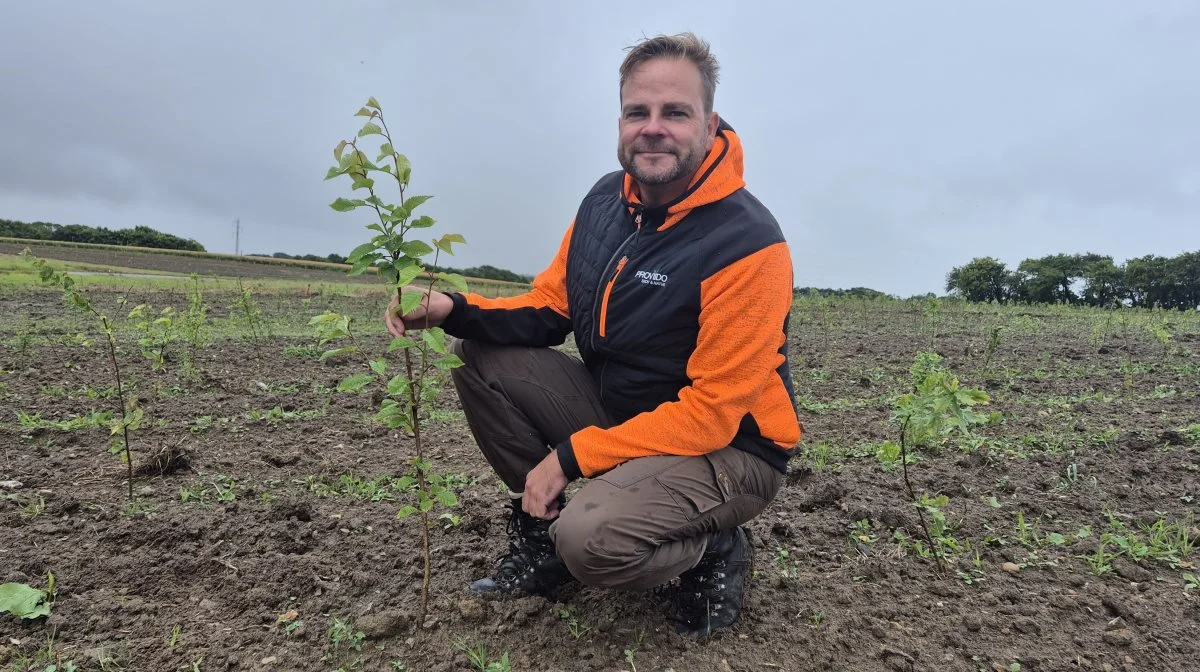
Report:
2,289,1198,672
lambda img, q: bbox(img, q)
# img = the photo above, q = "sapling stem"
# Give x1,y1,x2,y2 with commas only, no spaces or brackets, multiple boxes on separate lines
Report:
899,418,946,574
101,317,135,501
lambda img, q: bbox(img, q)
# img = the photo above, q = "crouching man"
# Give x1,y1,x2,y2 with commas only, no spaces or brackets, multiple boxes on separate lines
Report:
384,32,802,638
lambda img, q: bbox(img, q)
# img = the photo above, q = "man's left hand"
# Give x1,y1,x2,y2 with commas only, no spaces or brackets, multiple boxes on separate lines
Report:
524,451,568,520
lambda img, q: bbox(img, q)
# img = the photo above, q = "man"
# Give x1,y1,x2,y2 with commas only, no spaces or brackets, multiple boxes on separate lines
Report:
384,32,801,638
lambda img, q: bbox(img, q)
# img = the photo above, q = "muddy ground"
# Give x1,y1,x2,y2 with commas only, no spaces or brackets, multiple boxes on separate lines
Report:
2,287,1198,672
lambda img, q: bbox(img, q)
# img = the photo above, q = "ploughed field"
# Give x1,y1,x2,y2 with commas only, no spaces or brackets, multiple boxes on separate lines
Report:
2,282,1198,672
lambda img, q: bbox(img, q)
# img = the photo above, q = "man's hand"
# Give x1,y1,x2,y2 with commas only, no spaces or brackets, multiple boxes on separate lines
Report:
523,451,568,520
385,287,454,337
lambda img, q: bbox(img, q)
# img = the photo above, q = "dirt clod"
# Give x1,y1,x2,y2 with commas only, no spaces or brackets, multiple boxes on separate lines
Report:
1103,629,1134,647
358,610,410,639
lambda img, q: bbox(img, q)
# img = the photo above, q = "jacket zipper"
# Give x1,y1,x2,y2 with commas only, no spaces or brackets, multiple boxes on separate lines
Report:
598,257,628,338
590,219,641,352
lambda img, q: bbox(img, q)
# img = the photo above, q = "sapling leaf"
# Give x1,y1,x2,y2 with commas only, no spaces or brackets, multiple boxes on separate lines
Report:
359,123,383,137
347,242,378,263
395,263,425,289
377,142,393,162
388,336,417,352
0,582,51,619
369,359,387,376
432,354,464,370
334,140,348,161
320,346,358,362
351,177,375,191
435,489,457,508
400,240,434,258
397,505,418,518
386,374,410,397
422,329,447,354
420,497,434,513
366,223,386,234
366,96,381,110
331,198,364,212
436,272,469,293
338,374,374,393
400,291,424,316
395,154,411,184
355,106,374,117
410,215,436,229
434,233,467,255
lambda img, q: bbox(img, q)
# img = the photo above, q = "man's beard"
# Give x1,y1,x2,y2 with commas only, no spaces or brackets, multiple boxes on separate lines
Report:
619,141,705,187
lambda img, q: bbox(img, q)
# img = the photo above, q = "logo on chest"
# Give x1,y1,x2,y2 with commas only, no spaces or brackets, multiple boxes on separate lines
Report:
633,269,669,287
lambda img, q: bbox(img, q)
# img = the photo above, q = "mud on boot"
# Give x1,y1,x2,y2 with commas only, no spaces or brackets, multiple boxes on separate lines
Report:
469,495,574,596
671,525,754,638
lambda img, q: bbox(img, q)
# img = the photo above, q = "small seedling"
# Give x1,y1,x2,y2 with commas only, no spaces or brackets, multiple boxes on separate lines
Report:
21,250,142,501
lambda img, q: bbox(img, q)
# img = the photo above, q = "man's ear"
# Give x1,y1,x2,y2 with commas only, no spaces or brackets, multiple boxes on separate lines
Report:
706,112,719,148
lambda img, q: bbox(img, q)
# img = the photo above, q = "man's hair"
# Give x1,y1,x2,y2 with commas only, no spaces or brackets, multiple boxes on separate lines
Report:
619,32,720,115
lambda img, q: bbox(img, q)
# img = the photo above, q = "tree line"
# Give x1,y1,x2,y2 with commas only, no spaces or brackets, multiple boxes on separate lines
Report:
262,251,534,284
1,219,207,252
946,251,1200,310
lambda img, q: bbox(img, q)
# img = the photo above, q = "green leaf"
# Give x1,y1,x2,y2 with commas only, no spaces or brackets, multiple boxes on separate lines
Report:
396,505,418,518
388,336,417,352
337,373,374,392
400,240,434,258
400,291,424,316
420,497,434,513
434,233,466,255
366,223,386,235
319,346,358,362
366,96,381,110
324,166,345,180
347,242,378,264
333,140,348,161
355,106,374,117
377,142,393,162
432,353,464,370
395,154,411,184
0,582,51,619
330,198,364,212
399,194,432,219
349,255,380,277
435,489,458,508
409,215,436,229
422,329,447,354
396,263,425,288
369,359,387,376
351,177,375,191
386,374,410,397
436,272,469,293
359,122,383,137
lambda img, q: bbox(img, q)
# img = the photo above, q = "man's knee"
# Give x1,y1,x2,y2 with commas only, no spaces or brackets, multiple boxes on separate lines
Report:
552,501,645,590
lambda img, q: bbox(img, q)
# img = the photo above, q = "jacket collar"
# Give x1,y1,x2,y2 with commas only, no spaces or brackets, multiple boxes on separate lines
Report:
621,117,746,231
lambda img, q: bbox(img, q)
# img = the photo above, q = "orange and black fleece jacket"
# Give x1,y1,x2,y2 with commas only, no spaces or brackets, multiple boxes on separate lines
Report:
440,119,803,480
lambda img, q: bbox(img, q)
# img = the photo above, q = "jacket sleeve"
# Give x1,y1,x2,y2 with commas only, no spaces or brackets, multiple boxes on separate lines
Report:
556,241,799,480
439,221,574,347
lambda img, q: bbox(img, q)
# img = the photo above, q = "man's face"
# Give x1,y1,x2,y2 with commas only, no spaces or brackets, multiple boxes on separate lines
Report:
618,57,718,194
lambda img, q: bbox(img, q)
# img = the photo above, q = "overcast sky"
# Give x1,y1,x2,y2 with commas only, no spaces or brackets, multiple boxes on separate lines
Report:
2,1,1197,297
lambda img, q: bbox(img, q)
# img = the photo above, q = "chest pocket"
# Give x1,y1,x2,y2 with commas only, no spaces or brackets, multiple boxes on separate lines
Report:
596,232,701,360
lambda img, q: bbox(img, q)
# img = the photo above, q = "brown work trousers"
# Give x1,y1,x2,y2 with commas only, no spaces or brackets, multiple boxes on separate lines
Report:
449,338,783,591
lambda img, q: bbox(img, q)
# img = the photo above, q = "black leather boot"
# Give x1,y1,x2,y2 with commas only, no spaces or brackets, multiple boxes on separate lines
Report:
469,496,573,596
671,525,755,638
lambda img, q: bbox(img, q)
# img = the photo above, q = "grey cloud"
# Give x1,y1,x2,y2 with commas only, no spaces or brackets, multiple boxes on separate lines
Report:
1,1,1197,296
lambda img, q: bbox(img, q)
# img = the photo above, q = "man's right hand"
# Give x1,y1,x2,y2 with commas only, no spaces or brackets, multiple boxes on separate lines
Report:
385,287,454,337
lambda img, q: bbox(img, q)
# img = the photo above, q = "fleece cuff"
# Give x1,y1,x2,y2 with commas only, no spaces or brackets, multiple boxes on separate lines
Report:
555,440,583,481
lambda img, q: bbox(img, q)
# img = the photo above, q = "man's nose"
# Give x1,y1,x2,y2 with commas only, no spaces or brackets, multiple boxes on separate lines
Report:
641,112,666,135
